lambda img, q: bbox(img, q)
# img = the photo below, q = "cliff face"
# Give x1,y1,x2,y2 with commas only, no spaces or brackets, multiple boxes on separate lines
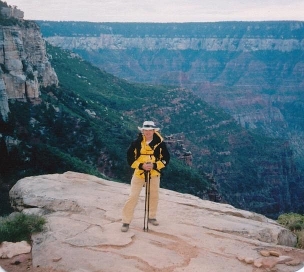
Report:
0,6,58,122
46,35,304,52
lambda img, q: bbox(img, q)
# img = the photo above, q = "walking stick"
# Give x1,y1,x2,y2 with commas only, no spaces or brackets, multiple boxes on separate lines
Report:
143,170,151,232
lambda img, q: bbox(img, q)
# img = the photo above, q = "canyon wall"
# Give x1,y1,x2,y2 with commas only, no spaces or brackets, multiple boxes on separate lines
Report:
0,7,58,122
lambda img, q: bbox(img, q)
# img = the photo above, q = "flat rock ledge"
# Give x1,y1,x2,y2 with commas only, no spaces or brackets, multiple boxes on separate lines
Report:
8,171,304,272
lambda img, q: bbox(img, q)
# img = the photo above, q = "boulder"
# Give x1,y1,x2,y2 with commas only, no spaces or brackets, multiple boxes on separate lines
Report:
0,241,31,259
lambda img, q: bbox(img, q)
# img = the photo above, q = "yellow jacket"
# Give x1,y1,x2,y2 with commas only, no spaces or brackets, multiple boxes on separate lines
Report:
127,131,170,178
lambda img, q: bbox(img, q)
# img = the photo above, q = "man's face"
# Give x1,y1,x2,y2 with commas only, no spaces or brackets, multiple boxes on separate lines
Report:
143,129,154,139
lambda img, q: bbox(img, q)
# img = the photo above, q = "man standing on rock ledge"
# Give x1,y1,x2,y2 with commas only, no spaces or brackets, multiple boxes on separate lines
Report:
121,121,170,232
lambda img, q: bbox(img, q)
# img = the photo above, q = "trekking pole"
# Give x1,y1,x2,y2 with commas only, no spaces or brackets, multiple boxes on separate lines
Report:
143,170,151,232
143,171,147,230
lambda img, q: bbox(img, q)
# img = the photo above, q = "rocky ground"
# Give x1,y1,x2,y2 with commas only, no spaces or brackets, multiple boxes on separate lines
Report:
1,248,304,272
0,253,67,272
4,172,304,272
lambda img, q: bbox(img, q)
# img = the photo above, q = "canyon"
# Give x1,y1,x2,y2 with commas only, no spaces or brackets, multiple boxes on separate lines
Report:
0,4,304,219
39,21,304,158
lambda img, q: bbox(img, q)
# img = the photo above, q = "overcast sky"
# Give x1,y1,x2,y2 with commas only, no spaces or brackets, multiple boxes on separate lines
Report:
5,0,304,22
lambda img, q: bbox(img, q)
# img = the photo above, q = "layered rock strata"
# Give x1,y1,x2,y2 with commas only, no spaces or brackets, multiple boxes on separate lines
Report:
0,6,58,122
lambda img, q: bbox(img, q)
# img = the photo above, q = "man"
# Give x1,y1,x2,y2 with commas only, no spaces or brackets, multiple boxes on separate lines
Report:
121,121,170,232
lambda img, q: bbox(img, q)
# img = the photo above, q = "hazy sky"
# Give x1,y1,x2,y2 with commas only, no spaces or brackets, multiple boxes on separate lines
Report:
5,0,304,22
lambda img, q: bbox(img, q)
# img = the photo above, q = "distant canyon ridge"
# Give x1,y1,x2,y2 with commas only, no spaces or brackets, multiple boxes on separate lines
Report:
39,21,304,168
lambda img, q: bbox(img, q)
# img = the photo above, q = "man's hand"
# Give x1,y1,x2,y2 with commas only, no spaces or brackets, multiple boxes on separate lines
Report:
143,162,153,171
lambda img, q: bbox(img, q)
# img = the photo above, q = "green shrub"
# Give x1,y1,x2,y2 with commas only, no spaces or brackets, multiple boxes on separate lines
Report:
277,213,304,248
297,230,304,249
277,213,304,229
0,213,46,243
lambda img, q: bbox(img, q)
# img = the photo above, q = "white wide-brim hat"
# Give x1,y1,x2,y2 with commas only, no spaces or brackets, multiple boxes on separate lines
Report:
138,121,160,131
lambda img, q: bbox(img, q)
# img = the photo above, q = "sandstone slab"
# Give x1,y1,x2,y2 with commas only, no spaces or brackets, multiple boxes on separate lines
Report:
9,171,304,272
0,241,31,259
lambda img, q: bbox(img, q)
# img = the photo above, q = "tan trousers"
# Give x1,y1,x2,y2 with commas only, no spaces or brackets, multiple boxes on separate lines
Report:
122,174,160,224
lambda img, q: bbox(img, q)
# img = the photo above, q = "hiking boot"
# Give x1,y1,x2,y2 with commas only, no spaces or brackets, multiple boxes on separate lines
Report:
121,223,129,232
148,219,159,226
